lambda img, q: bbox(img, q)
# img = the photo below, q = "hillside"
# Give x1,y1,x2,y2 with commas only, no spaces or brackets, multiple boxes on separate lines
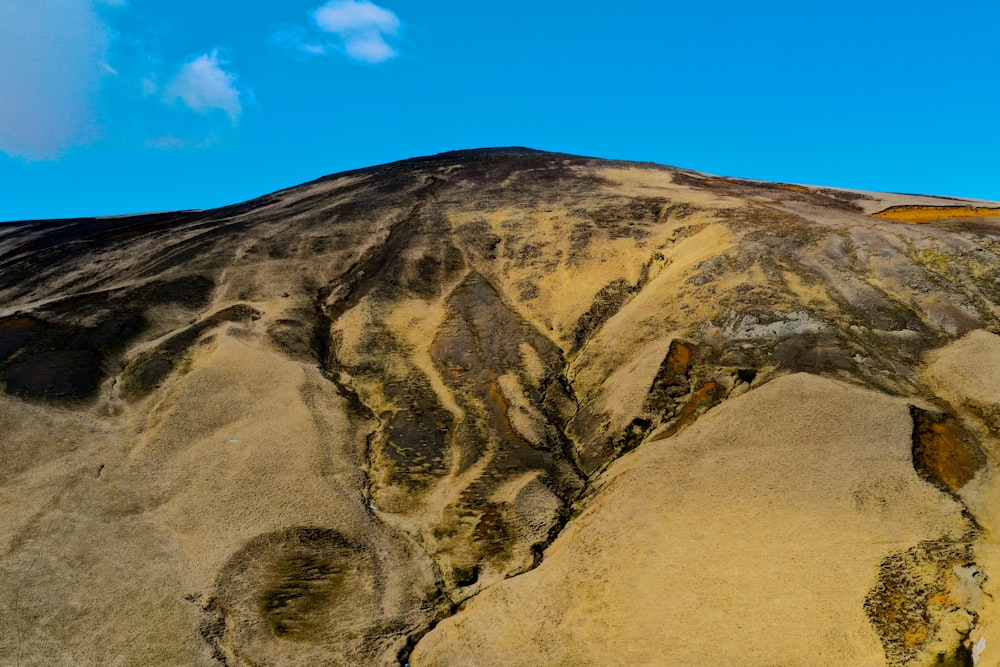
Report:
1,148,999,666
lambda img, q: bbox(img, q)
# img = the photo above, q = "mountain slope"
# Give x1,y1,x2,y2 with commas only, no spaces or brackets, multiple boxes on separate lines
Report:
0,148,998,665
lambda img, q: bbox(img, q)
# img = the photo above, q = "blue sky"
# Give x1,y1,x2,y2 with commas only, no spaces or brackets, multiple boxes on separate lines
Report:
1,0,998,222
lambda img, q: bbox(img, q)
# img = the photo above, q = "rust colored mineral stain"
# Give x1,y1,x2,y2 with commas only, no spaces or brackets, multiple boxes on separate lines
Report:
910,406,984,493
874,205,1000,224
0,316,37,329
644,340,696,412
486,381,518,445
864,539,977,667
652,381,720,441
664,340,694,372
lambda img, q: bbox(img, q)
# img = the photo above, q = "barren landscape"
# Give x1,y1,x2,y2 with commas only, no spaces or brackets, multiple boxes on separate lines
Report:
1,148,999,665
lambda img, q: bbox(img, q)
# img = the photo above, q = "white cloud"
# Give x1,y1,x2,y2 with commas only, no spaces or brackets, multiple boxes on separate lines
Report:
313,0,399,34
166,51,242,122
0,0,115,159
0,1,245,158
279,0,401,64
342,32,396,63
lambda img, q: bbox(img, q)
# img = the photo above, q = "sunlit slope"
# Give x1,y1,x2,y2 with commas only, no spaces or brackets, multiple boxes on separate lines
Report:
0,148,998,666
412,373,972,666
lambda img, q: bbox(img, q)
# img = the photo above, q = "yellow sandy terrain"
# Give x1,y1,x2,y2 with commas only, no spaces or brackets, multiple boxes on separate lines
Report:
413,374,971,666
926,331,1000,665
0,149,998,666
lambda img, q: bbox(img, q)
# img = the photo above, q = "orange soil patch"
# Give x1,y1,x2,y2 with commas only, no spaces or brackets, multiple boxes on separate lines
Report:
661,340,693,376
645,340,695,413
874,205,1000,223
910,406,984,492
652,380,720,441
0,316,37,329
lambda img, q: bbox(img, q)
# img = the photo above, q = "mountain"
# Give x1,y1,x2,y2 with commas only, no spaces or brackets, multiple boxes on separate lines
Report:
1,148,999,666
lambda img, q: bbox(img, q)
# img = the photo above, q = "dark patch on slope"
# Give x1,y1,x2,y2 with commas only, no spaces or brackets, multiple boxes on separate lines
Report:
432,273,565,415
438,151,615,216
324,180,449,322
569,339,742,477
0,276,214,401
771,332,857,375
644,343,725,443
316,202,469,489
380,377,454,489
568,197,667,258
404,246,466,300
645,340,696,412
0,211,205,266
0,213,230,304
427,272,584,575
331,317,454,491
865,538,980,667
671,170,870,212
910,406,985,494
457,219,501,262
200,526,394,665
119,304,260,401
570,279,636,354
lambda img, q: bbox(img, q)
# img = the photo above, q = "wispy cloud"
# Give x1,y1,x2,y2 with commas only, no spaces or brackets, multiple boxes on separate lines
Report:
0,1,245,158
277,0,402,64
165,51,242,122
0,0,116,159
